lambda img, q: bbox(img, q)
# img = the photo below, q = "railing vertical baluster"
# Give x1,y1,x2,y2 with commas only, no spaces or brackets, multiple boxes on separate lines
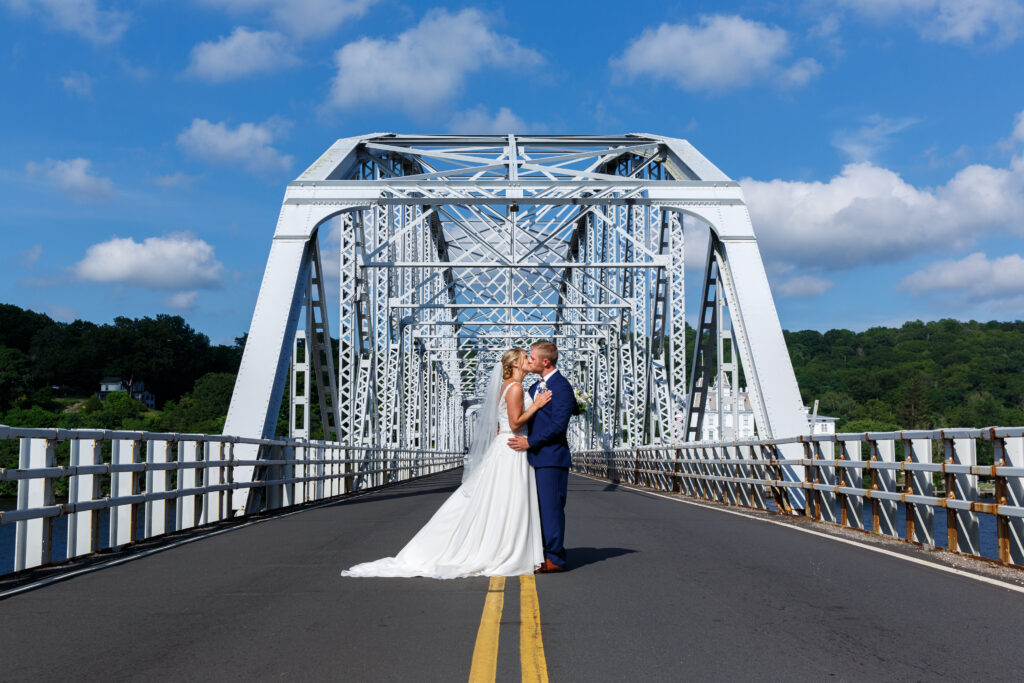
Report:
295,442,307,505
67,438,102,559
747,445,764,510
998,435,1024,564
804,440,817,520
817,440,836,524
177,440,198,531
225,441,236,519
110,438,142,549
767,444,790,513
334,445,343,496
203,441,222,525
265,444,280,510
316,443,325,500
839,439,863,530
945,437,980,555
145,439,172,538
15,437,56,570
904,437,934,546
344,447,353,494
869,439,897,537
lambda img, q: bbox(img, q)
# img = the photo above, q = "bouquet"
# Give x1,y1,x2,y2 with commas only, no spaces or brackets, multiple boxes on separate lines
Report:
573,388,591,416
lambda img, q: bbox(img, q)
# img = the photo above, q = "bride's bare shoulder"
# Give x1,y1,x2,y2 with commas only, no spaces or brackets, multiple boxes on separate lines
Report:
500,379,521,393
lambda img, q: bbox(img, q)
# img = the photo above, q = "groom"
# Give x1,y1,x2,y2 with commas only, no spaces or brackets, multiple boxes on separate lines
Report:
508,341,574,573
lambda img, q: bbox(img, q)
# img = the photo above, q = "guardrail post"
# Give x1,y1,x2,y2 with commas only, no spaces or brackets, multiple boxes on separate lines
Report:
343,447,353,494
745,444,764,509
838,439,863,530
870,438,897,537
15,437,56,570
177,440,199,531
815,440,837,524
315,443,326,500
145,439,173,538
67,438,102,559
109,438,143,549
202,442,222,525
266,444,282,510
225,441,236,519
803,440,817,520
997,434,1024,565
293,442,306,505
903,437,934,546
766,444,790,513
944,437,980,555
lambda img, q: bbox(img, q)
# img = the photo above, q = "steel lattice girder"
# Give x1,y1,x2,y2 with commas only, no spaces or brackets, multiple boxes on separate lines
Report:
223,133,808,511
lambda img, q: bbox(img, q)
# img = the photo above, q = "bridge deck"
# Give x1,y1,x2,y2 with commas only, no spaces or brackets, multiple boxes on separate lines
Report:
2,470,1024,681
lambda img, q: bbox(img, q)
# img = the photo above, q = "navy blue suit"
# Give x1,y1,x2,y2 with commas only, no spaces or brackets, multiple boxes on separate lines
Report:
527,369,574,568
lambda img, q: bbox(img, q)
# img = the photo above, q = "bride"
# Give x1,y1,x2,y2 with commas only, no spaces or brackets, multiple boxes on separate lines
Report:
341,347,552,578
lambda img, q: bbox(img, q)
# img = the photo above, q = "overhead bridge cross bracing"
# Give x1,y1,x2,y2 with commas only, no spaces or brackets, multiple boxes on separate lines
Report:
223,133,809,512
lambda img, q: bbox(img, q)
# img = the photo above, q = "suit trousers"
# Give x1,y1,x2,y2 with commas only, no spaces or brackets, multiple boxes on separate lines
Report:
535,465,568,567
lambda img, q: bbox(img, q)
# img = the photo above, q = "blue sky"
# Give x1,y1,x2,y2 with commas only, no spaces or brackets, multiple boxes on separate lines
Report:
2,0,1024,344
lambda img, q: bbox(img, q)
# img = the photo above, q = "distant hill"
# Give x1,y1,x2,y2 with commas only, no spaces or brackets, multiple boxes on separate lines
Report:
785,319,1024,432
0,303,244,412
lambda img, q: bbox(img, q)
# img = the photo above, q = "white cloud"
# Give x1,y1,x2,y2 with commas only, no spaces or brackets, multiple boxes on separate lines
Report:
736,109,1024,273
195,0,377,39
20,244,43,269
177,118,293,173
775,275,835,298
329,9,543,114
611,14,821,93
185,27,299,82
26,158,115,201
838,0,1024,45
74,233,223,290
899,252,1024,302
448,107,544,134
163,290,199,311
832,115,917,162
742,158,1024,271
61,72,93,97
1013,110,1024,144
1,0,129,44
153,172,198,188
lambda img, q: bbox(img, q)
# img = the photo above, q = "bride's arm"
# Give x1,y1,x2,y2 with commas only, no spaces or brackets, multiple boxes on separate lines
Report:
506,384,552,430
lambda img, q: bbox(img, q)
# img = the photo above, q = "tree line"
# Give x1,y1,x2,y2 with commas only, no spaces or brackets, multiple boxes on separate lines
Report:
1,302,1022,469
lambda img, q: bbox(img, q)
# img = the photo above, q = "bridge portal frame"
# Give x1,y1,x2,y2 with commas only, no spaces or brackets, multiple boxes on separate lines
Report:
224,134,808,512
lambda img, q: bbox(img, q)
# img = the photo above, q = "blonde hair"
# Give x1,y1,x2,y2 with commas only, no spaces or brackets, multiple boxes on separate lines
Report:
501,347,525,380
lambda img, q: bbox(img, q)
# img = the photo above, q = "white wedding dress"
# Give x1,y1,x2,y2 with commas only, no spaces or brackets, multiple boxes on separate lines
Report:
341,383,544,578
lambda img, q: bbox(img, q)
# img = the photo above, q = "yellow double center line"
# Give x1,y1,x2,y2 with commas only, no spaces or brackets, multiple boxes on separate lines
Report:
468,575,549,682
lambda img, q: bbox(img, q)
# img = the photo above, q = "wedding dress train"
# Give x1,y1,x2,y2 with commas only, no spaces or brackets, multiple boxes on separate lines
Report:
341,383,544,578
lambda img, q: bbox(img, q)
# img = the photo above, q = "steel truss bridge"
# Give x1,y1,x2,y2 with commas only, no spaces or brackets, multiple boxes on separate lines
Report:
223,133,809,511
4,135,1024,680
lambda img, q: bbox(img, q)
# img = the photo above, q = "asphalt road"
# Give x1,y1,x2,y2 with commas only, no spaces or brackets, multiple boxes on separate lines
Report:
2,470,1024,682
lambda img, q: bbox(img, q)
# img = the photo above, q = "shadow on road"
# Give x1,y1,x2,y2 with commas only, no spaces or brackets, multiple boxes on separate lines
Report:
335,483,460,507
567,546,635,569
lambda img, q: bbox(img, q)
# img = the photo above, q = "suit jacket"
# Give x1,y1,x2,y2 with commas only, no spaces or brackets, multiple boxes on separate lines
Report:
526,370,574,469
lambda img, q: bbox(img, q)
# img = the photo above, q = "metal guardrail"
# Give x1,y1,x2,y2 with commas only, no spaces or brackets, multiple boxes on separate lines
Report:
573,427,1024,567
0,425,463,575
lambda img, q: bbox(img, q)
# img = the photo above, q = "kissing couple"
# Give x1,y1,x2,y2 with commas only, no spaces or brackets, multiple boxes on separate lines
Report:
342,341,574,578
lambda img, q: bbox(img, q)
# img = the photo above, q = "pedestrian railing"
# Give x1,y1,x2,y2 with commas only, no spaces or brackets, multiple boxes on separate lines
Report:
573,427,1024,567
0,425,463,575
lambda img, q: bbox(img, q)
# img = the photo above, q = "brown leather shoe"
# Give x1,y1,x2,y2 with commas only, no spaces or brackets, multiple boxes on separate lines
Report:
534,559,565,574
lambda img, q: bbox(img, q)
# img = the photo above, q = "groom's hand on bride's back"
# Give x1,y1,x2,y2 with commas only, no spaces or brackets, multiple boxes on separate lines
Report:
507,435,530,451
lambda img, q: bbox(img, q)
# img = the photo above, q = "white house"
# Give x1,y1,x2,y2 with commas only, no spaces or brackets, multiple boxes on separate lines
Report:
97,377,157,409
